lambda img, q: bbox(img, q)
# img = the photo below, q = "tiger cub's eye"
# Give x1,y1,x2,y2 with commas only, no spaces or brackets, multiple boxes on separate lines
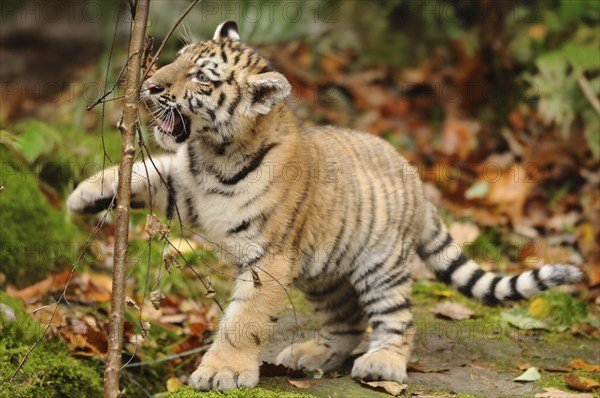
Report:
194,71,210,84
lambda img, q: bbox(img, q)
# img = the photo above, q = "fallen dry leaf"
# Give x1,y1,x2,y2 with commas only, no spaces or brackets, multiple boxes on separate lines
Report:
60,321,108,359
449,222,480,246
535,387,593,398
288,380,316,389
569,359,600,372
565,374,600,391
579,378,600,389
166,377,181,392
8,269,72,301
407,363,450,373
514,367,541,382
430,301,474,320
528,297,552,319
188,322,206,337
359,380,407,396
517,363,533,371
159,314,187,324
486,164,534,225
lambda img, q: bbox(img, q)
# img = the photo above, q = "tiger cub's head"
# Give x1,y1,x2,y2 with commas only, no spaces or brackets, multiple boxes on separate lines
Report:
143,21,291,151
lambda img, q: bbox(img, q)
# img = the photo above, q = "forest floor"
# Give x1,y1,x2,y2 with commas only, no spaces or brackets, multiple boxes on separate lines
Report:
4,272,598,398
250,284,600,398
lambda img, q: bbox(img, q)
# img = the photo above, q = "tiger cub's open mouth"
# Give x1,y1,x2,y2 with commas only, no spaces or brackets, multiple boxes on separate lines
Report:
156,112,191,143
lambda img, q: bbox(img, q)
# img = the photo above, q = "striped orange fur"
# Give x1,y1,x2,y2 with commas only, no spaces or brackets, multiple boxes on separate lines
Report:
68,21,582,391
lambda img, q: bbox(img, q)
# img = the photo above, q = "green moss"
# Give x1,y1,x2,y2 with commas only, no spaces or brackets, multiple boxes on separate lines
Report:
530,291,589,326
162,386,317,398
0,291,103,397
536,369,598,391
0,160,81,286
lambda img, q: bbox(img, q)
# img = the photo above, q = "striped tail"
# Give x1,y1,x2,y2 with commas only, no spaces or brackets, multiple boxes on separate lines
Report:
417,202,582,305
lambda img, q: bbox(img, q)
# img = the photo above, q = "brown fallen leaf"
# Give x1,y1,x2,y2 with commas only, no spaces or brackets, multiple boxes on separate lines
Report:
517,363,533,371
542,367,570,373
535,387,593,398
569,359,600,372
159,314,187,324
166,377,181,392
61,321,108,359
288,380,316,389
449,222,480,246
486,164,534,225
359,380,407,396
430,301,475,320
407,363,450,373
564,373,600,391
579,378,600,390
7,269,72,301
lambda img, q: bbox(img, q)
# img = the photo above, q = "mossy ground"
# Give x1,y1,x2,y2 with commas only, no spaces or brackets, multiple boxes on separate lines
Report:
0,152,81,287
0,291,103,398
162,386,317,398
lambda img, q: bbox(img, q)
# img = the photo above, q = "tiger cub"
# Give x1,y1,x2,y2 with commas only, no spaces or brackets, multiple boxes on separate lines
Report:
67,21,582,390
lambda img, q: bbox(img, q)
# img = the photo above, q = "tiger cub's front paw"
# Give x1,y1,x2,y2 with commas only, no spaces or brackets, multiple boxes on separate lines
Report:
276,340,345,372
189,350,259,391
351,350,408,383
67,164,120,214
67,174,118,214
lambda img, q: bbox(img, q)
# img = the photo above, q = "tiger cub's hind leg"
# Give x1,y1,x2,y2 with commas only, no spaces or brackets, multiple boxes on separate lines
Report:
350,249,415,383
276,278,367,372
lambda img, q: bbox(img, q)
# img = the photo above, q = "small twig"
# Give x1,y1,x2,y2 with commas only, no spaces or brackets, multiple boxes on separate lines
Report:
578,75,600,114
124,372,153,398
123,344,209,368
140,0,202,84
86,47,132,111
164,237,224,312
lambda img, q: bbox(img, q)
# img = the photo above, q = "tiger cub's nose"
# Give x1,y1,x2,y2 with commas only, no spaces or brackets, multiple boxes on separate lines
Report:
145,80,165,95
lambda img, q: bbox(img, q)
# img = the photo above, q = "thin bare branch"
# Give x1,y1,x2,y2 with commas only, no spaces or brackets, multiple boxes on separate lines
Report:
141,0,202,84
123,344,209,368
578,75,600,114
103,0,150,396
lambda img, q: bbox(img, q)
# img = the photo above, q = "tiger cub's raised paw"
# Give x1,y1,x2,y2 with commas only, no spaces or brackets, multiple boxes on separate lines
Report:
67,171,119,214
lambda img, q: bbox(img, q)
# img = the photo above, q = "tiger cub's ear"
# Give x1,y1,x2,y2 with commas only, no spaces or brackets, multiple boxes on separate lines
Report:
244,72,291,115
213,20,240,41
